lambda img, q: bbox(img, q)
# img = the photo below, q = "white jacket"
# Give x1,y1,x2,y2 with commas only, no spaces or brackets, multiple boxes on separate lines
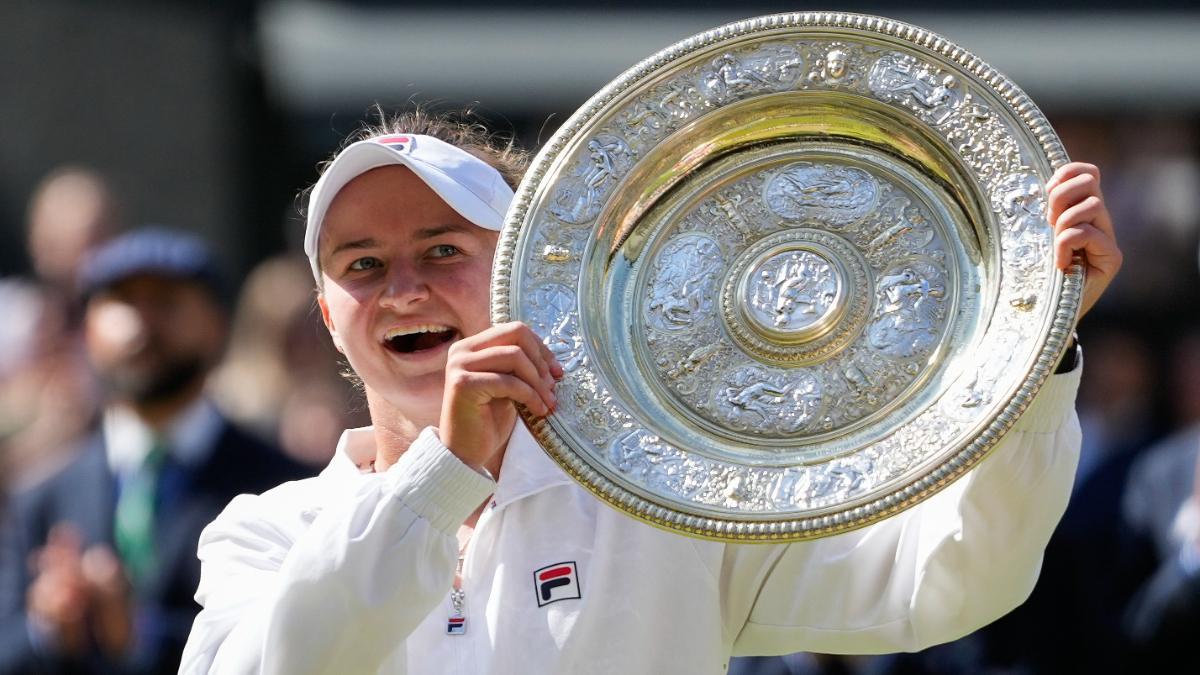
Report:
180,368,1080,674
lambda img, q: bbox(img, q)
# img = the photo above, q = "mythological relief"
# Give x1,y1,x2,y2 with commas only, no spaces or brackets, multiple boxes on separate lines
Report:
763,162,878,226
868,53,964,124
526,284,587,372
712,365,823,436
991,171,1051,270
804,43,865,86
548,134,634,224
855,193,939,266
867,260,948,359
697,46,805,104
609,430,708,501
645,234,725,331
745,250,839,332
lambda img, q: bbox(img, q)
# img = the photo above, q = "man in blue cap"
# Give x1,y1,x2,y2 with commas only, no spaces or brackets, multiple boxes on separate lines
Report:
0,227,309,674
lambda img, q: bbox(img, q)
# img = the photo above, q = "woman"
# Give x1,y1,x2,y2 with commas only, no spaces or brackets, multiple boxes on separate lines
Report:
180,112,1120,674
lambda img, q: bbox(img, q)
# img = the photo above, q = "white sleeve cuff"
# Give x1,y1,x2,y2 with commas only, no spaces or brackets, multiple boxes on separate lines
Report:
1012,356,1083,434
382,427,496,534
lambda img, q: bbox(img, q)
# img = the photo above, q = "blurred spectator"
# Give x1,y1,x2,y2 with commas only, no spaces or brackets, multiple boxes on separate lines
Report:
1120,419,1200,671
1076,328,1157,486
0,228,309,674
1116,315,1200,670
209,255,367,468
1167,330,1200,428
25,166,120,296
0,280,97,493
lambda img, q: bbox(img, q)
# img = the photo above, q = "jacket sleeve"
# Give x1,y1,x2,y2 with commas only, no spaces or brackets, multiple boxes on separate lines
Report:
0,493,41,674
179,428,494,674
725,366,1082,655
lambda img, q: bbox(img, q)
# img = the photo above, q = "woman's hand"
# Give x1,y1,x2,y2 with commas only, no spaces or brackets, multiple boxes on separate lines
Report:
439,321,563,473
1046,162,1123,320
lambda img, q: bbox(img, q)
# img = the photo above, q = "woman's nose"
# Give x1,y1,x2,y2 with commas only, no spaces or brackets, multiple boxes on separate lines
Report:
379,264,430,308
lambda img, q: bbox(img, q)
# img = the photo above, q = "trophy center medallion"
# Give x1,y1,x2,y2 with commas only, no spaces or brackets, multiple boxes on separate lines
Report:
740,247,845,343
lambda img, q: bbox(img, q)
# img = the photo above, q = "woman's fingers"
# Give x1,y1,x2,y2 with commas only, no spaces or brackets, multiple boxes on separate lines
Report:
451,370,549,417
1048,172,1113,238
455,344,557,414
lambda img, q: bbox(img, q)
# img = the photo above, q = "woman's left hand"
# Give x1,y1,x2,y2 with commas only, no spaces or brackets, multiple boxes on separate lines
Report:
1046,162,1123,320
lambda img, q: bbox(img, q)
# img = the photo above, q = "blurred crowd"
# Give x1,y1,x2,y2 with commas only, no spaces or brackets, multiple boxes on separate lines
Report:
0,167,367,674
0,112,1197,674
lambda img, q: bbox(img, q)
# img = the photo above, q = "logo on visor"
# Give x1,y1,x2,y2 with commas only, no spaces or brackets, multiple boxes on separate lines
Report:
376,135,412,152
534,561,581,607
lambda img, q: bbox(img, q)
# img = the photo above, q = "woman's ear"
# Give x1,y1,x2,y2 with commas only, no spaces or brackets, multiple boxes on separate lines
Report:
317,294,345,354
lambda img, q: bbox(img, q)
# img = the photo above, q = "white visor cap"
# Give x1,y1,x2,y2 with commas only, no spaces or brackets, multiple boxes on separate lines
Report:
304,134,514,280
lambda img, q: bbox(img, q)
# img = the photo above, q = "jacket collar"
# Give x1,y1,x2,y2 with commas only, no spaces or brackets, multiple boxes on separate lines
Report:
492,421,574,508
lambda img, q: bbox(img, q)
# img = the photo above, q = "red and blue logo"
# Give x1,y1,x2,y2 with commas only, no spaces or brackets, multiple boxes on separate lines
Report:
534,561,581,607
446,616,466,635
375,135,412,152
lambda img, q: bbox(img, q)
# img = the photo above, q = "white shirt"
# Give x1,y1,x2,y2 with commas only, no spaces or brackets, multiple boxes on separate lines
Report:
180,367,1081,674
103,398,223,476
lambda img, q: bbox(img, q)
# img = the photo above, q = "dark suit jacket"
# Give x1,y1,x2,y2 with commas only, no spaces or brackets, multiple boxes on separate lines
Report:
0,415,310,675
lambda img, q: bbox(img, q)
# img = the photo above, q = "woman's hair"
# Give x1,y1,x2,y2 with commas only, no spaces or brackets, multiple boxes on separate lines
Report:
325,106,531,190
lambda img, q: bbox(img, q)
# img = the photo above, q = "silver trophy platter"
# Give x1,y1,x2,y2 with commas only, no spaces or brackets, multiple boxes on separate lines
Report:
492,12,1082,542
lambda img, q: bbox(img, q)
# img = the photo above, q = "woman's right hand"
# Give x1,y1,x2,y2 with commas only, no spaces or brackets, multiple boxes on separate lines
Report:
438,321,562,473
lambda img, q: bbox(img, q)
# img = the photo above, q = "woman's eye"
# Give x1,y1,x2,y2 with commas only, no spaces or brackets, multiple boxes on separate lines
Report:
430,244,460,258
348,257,382,271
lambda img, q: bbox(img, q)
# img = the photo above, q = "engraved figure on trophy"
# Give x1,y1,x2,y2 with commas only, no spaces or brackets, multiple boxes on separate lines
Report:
666,343,722,381
609,430,703,499
866,261,947,359
860,194,938,266
954,328,1023,412
991,171,1051,270
714,366,823,436
805,43,864,86
868,53,964,124
526,283,587,372
698,46,804,104
622,78,705,144
747,251,838,331
701,191,756,241
763,162,878,226
804,461,867,503
645,234,724,331
548,134,633,224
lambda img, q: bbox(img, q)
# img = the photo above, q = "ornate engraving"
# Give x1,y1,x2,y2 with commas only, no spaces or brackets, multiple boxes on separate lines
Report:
805,43,866,86
763,162,878,226
526,284,587,372
697,45,805,104
645,234,724,332
868,52,964,124
548,134,634,224
745,250,839,333
857,193,939,267
866,260,948,359
712,365,823,436
541,244,571,263
991,171,1051,270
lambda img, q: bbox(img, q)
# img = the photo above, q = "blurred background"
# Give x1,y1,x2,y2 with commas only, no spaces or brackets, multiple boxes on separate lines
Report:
1,1,1198,673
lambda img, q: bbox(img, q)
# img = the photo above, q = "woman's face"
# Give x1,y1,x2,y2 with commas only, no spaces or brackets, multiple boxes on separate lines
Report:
317,165,498,413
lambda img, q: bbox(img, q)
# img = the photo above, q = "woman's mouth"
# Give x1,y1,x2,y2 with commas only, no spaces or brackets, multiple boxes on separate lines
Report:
383,324,459,354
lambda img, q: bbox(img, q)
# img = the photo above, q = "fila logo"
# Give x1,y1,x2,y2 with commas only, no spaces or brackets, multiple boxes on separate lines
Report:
534,561,581,607
375,135,412,152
